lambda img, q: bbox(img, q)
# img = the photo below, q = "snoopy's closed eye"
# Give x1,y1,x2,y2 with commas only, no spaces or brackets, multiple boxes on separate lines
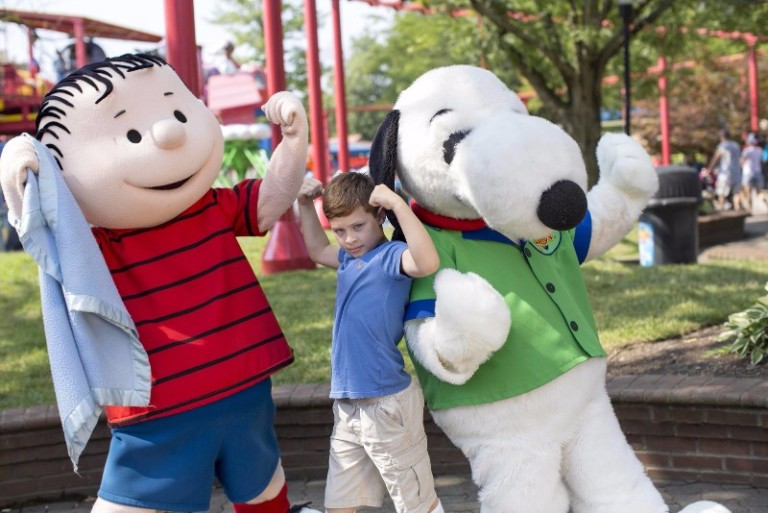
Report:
443,130,471,165
429,108,453,124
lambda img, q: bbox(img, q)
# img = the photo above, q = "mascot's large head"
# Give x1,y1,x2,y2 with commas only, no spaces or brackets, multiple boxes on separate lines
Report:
369,65,588,242
35,53,224,229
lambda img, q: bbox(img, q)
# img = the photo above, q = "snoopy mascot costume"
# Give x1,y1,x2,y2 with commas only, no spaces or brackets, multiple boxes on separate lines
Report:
368,65,729,513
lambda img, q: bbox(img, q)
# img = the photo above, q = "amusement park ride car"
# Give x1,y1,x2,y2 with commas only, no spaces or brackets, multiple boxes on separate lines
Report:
0,9,167,136
0,8,275,136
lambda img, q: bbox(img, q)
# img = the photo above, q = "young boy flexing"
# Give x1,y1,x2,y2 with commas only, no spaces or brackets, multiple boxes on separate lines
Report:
297,172,444,513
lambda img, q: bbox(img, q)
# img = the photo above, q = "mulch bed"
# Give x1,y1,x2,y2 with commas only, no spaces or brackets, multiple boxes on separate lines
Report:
606,325,768,378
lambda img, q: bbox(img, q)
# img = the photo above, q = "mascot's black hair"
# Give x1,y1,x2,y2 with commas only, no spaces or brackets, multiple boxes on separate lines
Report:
35,53,167,169
368,109,405,241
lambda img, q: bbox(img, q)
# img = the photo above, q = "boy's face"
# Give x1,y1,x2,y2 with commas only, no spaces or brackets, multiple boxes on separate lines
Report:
43,64,224,229
329,205,386,258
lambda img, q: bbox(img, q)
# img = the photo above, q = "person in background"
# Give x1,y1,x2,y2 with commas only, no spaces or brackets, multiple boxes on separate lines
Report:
217,41,241,74
740,132,765,212
707,128,743,211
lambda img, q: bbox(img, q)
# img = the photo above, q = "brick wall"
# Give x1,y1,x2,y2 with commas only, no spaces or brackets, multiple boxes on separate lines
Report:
3,375,768,507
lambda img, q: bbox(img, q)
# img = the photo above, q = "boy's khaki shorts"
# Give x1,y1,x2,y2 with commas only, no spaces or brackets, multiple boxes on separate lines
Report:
324,379,438,513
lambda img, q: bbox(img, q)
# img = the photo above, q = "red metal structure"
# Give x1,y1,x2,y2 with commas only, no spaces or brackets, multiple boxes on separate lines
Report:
0,9,162,136
163,0,199,97
305,0,330,186
331,0,351,174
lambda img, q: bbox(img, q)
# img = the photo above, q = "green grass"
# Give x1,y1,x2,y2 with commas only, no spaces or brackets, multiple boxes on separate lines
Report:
2,234,768,410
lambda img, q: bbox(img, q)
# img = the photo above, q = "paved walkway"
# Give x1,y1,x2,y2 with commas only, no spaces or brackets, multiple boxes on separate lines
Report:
8,474,768,513
8,214,768,513
699,213,768,261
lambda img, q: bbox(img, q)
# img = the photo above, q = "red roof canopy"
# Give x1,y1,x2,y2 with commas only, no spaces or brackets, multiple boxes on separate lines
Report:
0,9,162,42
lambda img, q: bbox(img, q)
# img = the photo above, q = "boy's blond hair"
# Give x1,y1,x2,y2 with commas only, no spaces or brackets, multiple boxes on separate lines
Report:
322,172,378,219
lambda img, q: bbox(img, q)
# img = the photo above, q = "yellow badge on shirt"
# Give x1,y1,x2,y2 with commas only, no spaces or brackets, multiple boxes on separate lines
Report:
531,232,561,256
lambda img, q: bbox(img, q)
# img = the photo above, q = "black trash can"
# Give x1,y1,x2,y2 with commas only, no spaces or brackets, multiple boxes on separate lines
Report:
637,165,702,266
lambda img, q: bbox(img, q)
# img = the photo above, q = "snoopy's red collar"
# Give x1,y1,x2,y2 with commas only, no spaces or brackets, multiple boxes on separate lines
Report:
410,201,487,231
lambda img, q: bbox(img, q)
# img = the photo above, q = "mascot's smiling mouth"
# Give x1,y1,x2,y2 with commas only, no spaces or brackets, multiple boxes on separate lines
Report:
146,172,196,191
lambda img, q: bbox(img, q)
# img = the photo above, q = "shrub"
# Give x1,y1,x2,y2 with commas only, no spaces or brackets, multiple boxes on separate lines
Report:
719,282,768,365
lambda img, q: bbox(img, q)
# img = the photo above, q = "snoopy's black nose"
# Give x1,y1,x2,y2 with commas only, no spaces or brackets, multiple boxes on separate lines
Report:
537,180,587,231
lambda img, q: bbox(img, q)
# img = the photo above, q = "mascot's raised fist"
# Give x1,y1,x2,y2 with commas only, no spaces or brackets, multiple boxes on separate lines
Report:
596,132,659,198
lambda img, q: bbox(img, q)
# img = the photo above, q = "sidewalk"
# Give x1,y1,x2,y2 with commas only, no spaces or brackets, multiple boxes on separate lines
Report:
8,474,768,513
699,213,768,261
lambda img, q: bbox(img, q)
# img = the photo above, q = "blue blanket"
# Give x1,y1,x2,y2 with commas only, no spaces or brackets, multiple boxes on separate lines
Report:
10,135,150,471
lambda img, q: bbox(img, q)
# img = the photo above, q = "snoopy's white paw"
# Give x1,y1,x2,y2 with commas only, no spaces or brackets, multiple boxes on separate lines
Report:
677,500,731,513
433,268,511,363
596,132,658,198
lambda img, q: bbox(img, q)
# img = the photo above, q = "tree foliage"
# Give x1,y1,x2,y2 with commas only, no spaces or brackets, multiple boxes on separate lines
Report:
207,0,768,182
345,0,767,185
342,10,522,141
207,0,310,94
633,47,768,163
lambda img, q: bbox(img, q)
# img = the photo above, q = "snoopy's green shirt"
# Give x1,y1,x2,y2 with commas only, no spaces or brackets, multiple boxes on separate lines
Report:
405,217,606,410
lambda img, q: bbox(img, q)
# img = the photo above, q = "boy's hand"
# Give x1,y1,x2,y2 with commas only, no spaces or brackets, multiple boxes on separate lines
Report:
298,176,323,206
262,91,308,138
369,184,405,211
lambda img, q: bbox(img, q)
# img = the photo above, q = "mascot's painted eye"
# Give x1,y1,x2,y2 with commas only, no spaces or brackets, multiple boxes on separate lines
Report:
430,108,453,123
443,130,471,165
174,110,188,123
127,130,142,144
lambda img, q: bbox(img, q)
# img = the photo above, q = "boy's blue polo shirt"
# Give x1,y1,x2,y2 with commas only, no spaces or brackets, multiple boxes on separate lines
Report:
330,240,412,399
405,212,606,410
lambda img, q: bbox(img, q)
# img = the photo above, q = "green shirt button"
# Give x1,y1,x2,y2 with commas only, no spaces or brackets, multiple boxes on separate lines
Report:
570,320,579,331
546,283,556,293
524,248,532,257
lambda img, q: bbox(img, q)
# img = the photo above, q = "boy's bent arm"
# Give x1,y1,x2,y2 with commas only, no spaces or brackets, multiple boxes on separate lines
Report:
369,185,438,278
298,179,340,269
393,200,439,277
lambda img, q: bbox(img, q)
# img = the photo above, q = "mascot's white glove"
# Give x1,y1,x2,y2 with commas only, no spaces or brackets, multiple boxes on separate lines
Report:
585,133,659,261
408,269,511,385
596,132,658,198
257,91,309,232
0,134,40,222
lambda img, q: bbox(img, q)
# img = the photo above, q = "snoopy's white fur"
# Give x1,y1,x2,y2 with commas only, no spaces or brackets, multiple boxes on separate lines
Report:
393,65,729,513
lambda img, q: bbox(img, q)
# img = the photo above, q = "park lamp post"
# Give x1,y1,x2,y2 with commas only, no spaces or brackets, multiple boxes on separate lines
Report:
618,0,633,135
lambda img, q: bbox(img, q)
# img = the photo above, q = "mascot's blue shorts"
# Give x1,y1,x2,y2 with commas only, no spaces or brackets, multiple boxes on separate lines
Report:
98,378,280,512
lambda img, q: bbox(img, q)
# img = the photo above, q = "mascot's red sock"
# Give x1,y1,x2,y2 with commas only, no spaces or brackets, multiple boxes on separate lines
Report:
233,484,290,513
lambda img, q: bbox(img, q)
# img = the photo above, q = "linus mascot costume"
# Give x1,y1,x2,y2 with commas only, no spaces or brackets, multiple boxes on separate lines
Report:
368,65,730,513
0,54,319,513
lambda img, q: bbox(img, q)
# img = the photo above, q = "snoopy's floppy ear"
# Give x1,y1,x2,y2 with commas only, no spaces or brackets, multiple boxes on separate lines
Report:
369,110,400,190
369,110,405,240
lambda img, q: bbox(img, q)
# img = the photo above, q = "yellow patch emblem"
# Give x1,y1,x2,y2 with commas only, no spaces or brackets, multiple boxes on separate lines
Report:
534,234,555,248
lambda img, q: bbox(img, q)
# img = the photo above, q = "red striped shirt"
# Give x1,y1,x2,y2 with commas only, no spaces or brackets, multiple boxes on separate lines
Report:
96,180,294,426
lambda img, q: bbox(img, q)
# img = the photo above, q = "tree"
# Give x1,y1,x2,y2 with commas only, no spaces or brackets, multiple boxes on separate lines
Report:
434,0,680,185
342,10,522,141
399,0,768,185
207,0,310,95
